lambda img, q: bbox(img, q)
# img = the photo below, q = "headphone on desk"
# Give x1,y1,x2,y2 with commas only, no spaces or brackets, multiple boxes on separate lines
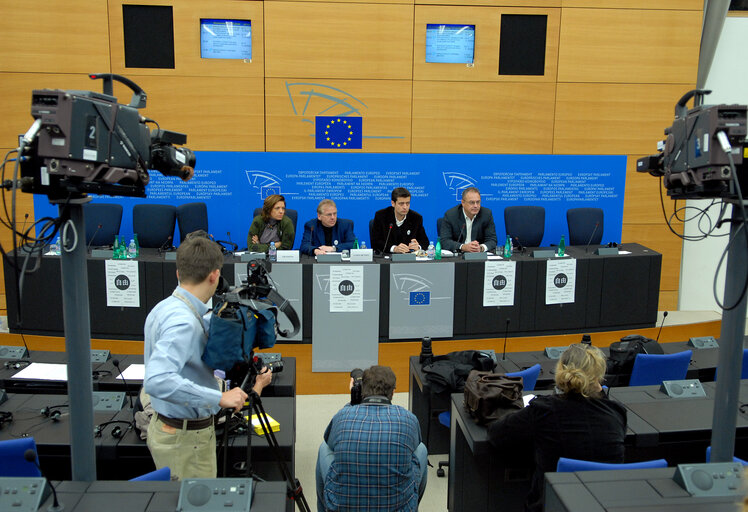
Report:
41,405,68,422
94,420,133,438
4,360,31,370
0,411,12,429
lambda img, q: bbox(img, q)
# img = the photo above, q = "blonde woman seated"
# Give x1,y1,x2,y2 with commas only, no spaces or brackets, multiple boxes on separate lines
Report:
488,344,627,512
247,195,295,253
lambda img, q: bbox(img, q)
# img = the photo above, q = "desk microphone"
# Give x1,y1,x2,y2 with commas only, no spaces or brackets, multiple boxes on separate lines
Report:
158,235,174,253
501,318,511,360
20,213,29,238
226,231,238,252
513,237,525,254
458,224,466,250
381,223,393,255
87,223,103,252
24,449,63,511
112,359,134,409
655,311,668,343
584,222,600,254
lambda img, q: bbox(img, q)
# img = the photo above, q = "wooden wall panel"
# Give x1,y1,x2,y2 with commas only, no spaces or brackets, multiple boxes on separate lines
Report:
413,6,560,82
264,2,414,79
562,0,702,9
112,76,265,152
622,223,682,293
623,154,671,225
412,81,556,154
557,8,701,83
420,0,560,6
554,83,695,155
108,0,264,77
265,78,412,152
0,1,110,73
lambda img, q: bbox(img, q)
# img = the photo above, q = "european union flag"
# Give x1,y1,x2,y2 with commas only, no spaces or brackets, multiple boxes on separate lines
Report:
409,291,431,306
315,116,362,149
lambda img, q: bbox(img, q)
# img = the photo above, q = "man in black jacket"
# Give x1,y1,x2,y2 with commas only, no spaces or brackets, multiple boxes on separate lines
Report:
372,188,429,254
439,187,497,253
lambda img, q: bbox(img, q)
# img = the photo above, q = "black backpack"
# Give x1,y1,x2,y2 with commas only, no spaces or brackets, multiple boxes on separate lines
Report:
606,334,664,386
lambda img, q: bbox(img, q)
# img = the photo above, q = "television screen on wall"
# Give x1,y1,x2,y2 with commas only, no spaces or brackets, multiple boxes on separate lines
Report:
200,19,252,60
425,24,475,64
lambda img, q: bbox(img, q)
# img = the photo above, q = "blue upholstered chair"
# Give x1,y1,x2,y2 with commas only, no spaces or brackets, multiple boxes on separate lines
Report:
628,350,692,387
369,218,374,248
0,437,43,477
504,206,545,248
566,208,604,246
176,202,209,242
133,204,177,248
130,466,171,481
506,363,542,393
556,457,667,472
706,446,748,466
83,203,123,247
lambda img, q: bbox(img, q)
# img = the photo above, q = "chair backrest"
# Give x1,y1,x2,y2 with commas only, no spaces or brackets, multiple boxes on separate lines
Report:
132,204,177,248
566,208,604,246
176,202,208,242
556,457,667,472
369,219,374,247
706,446,748,466
0,437,42,477
83,203,123,247
506,363,541,392
130,466,172,481
436,217,443,240
743,349,748,379
628,350,692,387
504,206,545,247
339,218,355,239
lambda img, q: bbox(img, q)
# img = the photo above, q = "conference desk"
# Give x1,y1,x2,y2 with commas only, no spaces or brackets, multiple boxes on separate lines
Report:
446,383,748,512
39,480,291,512
544,468,743,512
4,243,660,341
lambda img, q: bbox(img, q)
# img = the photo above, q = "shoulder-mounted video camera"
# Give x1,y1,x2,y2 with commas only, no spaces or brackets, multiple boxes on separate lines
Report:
17,73,195,200
636,89,747,200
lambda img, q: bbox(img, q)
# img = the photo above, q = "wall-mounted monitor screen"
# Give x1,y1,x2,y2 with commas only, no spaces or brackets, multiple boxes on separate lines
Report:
200,19,252,60
425,24,475,64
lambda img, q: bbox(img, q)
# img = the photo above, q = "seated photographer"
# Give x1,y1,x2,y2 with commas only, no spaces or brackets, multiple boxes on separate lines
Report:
487,344,626,512
316,366,428,512
247,194,295,252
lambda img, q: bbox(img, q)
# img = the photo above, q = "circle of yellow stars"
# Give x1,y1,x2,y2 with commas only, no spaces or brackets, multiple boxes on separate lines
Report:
325,119,354,148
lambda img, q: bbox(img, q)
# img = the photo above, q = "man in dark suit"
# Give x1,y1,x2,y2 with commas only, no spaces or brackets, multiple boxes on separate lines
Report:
439,187,497,253
300,199,356,256
372,187,430,254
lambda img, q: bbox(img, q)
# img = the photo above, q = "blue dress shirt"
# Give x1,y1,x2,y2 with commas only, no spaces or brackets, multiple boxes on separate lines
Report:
144,287,222,419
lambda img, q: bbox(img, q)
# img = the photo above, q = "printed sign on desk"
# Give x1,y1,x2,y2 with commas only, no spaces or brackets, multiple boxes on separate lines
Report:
330,266,363,312
105,260,140,307
546,259,576,305
483,260,516,307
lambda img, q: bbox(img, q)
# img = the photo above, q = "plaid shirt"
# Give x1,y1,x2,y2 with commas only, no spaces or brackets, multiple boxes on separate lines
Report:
323,402,422,511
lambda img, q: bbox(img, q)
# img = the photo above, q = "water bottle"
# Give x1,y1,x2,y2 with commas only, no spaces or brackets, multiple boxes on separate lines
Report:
134,234,140,258
113,236,120,259
353,238,359,249
504,235,512,258
427,241,435,260
360,241,366,250
268,241,277,262
127,239,137,259
558,235,566,257
435,240,442,260
119,235,127,259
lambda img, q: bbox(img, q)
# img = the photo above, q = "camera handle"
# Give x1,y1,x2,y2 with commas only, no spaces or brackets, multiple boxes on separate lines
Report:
674,89,711,118
88,73,148,109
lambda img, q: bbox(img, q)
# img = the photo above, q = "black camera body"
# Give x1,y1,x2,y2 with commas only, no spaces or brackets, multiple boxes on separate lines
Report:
350,368,363,405
19,74,195,199
637,90,748,200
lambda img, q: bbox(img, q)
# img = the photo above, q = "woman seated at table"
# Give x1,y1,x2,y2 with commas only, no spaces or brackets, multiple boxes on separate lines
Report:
487,344,627,512
247,194,295,252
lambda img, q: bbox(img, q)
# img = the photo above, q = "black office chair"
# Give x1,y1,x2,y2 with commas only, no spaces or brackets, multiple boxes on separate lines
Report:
83,203,123,247
504,206,545,248
369,219,374,248
436,217,443,241
133,204,177,248
567,208,604,246
176,202,209,242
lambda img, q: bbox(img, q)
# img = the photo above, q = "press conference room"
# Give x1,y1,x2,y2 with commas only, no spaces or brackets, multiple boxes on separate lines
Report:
1,1,748,511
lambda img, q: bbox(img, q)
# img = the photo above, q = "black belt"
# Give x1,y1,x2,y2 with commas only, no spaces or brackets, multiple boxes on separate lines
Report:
156,413,214,431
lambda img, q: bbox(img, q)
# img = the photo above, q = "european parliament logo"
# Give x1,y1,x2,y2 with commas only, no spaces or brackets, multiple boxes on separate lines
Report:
409,291,431,306
315,116,362,149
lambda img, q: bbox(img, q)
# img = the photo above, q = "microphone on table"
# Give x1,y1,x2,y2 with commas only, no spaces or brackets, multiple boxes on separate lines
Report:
457,224,466,251
655,311,668,343
513,237,525,255
584,222,600,254
502,318,511,361
24,449,63,512
158,235,174,253
381,223,393,255
112,359,134,410
87,224,103,252
226,231,238,252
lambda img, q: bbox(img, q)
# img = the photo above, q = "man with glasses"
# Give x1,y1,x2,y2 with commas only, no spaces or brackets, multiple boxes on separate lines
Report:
439,187,497,253
300,199,356,256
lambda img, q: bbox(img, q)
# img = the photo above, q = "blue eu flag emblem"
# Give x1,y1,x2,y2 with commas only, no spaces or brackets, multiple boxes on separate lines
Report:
409,291,431,306
315,116,362,149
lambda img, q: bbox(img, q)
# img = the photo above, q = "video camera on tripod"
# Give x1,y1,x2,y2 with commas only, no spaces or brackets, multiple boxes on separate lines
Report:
636,89,747,200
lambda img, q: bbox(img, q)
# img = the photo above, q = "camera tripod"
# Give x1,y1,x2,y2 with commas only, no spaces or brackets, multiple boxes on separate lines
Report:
218,365,310,512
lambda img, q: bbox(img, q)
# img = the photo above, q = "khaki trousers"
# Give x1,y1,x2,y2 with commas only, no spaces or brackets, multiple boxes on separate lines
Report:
146,413,217,480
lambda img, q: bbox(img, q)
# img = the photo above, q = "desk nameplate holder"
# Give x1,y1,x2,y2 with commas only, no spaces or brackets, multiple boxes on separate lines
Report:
164,252,177,261
0,346,28,359
532,249,556,259
240,253,266,263
350,249,373,262
595,247,619,256
276,250,299,263
463,252,487,261
674,462,746,497
317,253,342,263
689,336,719,349
392,253,416,262
91,249,113,258
660,379,707,398
177,478,252,512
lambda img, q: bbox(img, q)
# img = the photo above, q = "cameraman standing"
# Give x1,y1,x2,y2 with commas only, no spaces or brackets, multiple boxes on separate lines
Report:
144,235,271,479
316,365,428,511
